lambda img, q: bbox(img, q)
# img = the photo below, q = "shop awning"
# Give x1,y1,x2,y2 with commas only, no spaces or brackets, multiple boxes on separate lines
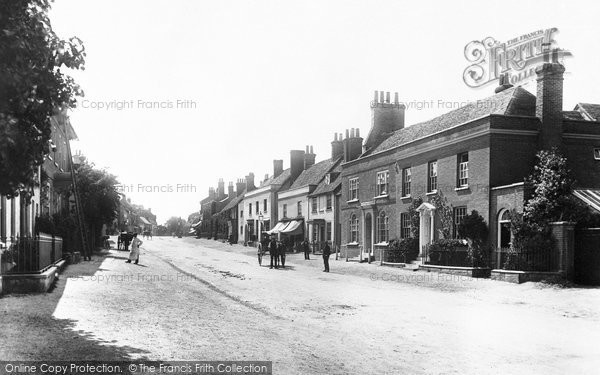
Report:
139,217,151,225
266,221,288,235
573,189,600,213
192,220,202,228
280,220,303,235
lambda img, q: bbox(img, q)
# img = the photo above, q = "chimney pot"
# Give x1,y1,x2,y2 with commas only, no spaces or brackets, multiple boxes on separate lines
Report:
356,128,360,137
374,90,378,103
379,91,384,103
350,128,355,138
386,92,390,103
345,129,349,138
310,145,313,154
394,92,399,104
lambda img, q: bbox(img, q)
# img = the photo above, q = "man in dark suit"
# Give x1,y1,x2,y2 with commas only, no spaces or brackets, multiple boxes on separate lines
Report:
302,239,310,260
269,238,279,269
322,241,331,272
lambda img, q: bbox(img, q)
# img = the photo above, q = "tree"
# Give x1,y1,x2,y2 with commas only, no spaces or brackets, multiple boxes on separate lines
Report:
523,148,585,228
0,0,85,196
165,216,183,235
74,159,120,245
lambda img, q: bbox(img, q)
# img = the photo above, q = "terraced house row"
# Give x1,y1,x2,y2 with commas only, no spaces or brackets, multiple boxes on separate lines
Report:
196,61,600,280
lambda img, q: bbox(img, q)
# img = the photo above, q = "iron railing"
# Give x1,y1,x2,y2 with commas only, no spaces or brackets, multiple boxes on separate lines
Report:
1,233,63,274
492,247,558,272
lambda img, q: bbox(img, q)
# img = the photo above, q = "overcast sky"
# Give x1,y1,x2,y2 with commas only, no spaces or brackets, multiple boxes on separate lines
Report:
49,0,600,224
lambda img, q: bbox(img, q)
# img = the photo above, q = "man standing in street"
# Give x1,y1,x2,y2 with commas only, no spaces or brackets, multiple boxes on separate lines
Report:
302,239,310,260
269,237,279,269
322,241,331,272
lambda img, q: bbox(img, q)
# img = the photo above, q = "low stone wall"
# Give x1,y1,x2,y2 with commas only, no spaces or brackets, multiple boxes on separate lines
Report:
490,269,564,284
419,264,491,278
2,260,66,294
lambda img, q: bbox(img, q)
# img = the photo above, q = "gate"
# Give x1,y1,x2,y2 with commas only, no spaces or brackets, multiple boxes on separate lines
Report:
574,228,600,285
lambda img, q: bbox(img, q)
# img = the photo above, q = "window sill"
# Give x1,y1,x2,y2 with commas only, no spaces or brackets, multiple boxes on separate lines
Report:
374,242,389,247
326,208,332,212
374,194,389,199
400,195,411,200
347,199,359,204
346,242,360,247
426,190,438,196
455,186,469,191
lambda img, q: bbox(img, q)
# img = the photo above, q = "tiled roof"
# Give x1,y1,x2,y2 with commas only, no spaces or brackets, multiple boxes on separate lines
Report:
258,168,291,188
221,190,245,212
310,162,342,196
563,111,585,121
365,86,536,156
573,189,600,213
575,103,600,121
289,158,341,190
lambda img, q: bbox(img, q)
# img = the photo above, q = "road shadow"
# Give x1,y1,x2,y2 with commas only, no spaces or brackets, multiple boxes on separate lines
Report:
0,251,153,361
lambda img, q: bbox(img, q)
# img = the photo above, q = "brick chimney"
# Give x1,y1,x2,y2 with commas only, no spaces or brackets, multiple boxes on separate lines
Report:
245,173,255,192
331,132,343,160
236,179,245,196
208,187,215,199
536,60,565,150
495,73,514,93
364,90,405,150
304,145,316,170
228,181,234,197
290,149,306,182
217,178,225,199
273,159,283,178
343,128,363,162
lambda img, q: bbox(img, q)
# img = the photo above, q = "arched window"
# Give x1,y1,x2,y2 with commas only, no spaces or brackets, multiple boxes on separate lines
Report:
498,209,511,248
377,211,389,243
350,214,359,243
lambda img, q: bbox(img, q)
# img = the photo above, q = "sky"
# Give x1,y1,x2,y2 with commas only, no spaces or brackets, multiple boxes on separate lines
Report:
48,0,600,224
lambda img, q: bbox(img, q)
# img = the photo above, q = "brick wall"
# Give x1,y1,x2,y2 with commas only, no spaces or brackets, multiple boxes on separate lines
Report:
563,121,600,188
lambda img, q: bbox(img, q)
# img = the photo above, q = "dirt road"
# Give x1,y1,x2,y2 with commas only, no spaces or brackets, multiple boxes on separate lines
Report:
1,236,599,374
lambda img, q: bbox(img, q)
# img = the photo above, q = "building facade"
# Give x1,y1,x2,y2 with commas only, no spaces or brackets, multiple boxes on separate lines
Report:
340,63,600,263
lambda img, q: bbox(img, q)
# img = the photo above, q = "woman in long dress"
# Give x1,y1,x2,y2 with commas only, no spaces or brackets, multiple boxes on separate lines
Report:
126,233,143,264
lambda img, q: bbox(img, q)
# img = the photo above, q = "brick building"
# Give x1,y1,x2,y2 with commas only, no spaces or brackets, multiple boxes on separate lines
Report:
239,160,293,245
340,62,600,263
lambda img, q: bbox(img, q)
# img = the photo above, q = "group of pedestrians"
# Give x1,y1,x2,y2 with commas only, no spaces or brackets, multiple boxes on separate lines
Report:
301,239,331,272
267,237,286,269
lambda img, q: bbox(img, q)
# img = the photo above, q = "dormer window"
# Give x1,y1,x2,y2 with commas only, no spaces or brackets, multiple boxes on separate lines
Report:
325,174,330,185
594,148,600,160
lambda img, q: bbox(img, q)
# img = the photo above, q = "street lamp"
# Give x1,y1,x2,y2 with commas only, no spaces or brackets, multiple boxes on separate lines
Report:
258,212,263,242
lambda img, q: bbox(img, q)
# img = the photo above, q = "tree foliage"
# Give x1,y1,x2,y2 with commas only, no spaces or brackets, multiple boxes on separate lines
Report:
74,159,120,240
428,192,453,239
523,148,585,228
0,0,85,196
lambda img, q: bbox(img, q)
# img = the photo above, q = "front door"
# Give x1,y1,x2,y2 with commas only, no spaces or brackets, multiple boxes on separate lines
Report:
364,213,372,260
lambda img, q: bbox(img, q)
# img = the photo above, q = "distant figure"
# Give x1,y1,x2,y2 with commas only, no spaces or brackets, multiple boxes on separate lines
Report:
126,233,143,265
269,238,279,269
278,241,285,268
302,239,310,260
123,232,132,252
322,242,331,272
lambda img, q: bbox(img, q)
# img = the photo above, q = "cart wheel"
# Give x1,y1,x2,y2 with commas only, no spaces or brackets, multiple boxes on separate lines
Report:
258,252,262,266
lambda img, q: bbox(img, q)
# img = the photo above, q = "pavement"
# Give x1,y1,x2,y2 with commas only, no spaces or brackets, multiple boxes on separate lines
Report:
1,236,600,374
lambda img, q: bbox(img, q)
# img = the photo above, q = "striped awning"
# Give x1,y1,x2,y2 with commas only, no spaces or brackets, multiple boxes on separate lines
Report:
266,221,288,235
573,189,600,213
139,217,151,225
280,220,303,235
